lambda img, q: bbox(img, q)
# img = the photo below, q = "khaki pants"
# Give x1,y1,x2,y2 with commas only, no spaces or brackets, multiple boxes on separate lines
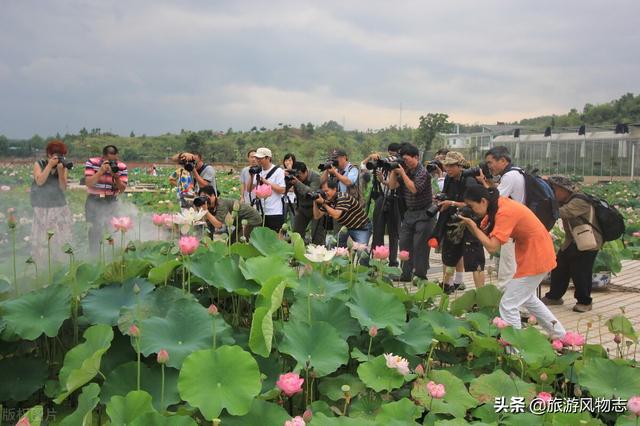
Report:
496,239,516,289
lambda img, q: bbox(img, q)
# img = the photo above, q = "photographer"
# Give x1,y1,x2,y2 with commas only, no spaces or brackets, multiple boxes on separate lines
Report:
196,185,262,241
431,152,485,293
84,145,128,256
388,143,434,281
240,149,258,204
287,162,326,245
479,146,525,287
312,180,371,247
281,153,298,222
249,147,286,232
458,185,565,340
169,152,217,208
320,149,363,207
361,143,402,266
30,140,73,263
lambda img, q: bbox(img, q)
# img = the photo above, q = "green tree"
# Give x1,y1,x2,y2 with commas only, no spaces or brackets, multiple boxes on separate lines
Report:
415,113,452,159
185,132,204,153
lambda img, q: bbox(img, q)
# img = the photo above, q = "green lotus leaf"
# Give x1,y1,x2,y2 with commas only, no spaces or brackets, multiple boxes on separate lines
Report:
289,297,361,340
101,331,137,376
71,262,104,297
500,326,556,368
55,324,114,403
249,276,287,357
345,282,406,335
290,232,307,262
294,271,349,301
81,278,154,326
0,277,10,294
106,390,156,425
148,259,181,285
279,320,349,377
412,282,444,302
0,357,48,401
220,399,290,425
140,298,233,368
469,369,536,405
310,412,376,425
465,330,502,357
178,346,262,420
192,255,261,296
249,227,294,258
419,310,470,346
230,242,261,259
382,317,435,356
357,355,405,392
543,412,606,425
615,414,640,426
15,405,44,426
606,314,638,342
578,358,640,399
318,374,366,401
412,370,479,419
240,255,297,286
130,412,198,426
101,361,180,411
117,286,191,335
1,284,71,340
464,312,494,336
349,392,384,420
59,383,101,426
375,398,423,425
449,289,477,316
475,284,502,309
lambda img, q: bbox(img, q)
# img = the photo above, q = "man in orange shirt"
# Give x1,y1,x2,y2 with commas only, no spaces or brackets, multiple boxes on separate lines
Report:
458,185,565,339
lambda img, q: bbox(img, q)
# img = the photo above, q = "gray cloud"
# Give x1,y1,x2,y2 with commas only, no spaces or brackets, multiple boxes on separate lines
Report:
1,0,638,138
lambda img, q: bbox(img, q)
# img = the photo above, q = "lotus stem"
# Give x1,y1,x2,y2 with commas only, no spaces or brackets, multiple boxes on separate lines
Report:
11,227,17,294
136,337,141,391
120,231,126,281
212,318,217,350
160,364,165,410
425,341,437,376
47,235,52,286
307,278,312,323
367,336,373,359
73,297,79,346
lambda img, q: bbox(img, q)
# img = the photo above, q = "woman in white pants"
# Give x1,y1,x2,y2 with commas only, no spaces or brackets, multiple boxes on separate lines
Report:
458,186,566,339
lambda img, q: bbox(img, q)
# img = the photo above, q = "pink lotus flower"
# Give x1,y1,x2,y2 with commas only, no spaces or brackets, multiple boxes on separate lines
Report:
179,236,200,255
351,242,368,252
111,216,133,232
561,331,586,347
399,250,410,261
628,396,640,416
276,372,304,397
335,247,350,257
284,417,306,426
384,353,410,376
163,214,174,228
414,364,425,376
157,349,169,364
372,245,390,260
208,304,219,316
427,381,446,399
537,391,553,405
129,324,140,338
539,372,548,381
152,214,165,226
16,417,31,426
527,315,537,325
492,317,509,329
254,184,273,199
632,231,640,238
551,339,564,351
369,326,378,338
302,409,313,422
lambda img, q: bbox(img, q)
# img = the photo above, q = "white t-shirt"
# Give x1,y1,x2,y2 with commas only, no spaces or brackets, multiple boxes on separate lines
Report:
258,165,285,215
497,169,526,203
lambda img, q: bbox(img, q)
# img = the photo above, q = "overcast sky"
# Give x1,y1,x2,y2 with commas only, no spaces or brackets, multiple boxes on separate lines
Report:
1,0,638,138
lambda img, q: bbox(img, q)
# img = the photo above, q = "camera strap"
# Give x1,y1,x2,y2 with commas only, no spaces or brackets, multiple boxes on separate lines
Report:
255,165,278,186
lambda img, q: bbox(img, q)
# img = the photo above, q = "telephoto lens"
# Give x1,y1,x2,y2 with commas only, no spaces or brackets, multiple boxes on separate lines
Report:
57,156,73,170
109,160,119,173
193,196,208,208
248,165,262,175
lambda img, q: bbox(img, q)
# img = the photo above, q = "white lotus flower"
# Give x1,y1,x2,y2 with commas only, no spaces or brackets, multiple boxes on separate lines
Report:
304,244,336,263
173,208,207,234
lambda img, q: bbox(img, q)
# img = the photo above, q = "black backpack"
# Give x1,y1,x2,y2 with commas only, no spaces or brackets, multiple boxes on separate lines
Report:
574,193,626,242
508,167,560,231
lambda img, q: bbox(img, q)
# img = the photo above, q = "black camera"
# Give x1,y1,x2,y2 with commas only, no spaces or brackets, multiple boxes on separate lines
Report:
434,193,449,202
56,156,73,170
108,160,119,173
461,161,492,179
181,160,196,172
451,205,475,221
193,196,209,208
426,203,440,218
318,158,339,171
248,165,262,175
366,157,404,171
306,190,327,201
426,160,442,174
284,168,302,185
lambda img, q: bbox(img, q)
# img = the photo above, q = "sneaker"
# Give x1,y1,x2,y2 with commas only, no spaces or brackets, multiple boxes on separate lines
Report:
540,296,564,306
453,283,466,291
443,284,455,295
573,303,592,313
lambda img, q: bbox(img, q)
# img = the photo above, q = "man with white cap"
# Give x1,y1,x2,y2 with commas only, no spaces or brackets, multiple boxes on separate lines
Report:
250,147,286,232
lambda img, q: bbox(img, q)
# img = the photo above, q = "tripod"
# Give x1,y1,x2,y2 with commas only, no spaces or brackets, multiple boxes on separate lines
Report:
365,172,383,216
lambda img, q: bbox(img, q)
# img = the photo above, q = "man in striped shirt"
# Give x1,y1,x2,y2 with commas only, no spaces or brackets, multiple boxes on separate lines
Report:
313,180,371,248
84,145,128,256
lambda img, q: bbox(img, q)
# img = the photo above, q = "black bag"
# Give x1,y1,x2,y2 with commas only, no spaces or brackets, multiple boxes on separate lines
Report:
509,167,560,231
575,193,625,242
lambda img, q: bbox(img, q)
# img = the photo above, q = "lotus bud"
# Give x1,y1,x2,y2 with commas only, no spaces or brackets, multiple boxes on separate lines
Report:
586,321,593,329
303,409,313,422
208,304,219,316
368,326,378,338
133,284,141,294
527,315,537,325
129,324,140,337
233,201,240,212
157,349,169,364
414,364,425,376
224,212,234,227
540,372,548,381
241,219,248,226
341,384,351,394
626,340,633,349
63,244,74,255
7,210,17,229
47,230,55,240
614,334,623,344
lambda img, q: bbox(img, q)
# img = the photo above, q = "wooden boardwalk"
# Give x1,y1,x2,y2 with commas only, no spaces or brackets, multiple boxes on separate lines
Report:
424,253,640,360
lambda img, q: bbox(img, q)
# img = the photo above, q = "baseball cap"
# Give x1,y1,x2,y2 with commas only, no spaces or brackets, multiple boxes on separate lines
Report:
332,149,348,157
442,151,466,166
254,147,272,158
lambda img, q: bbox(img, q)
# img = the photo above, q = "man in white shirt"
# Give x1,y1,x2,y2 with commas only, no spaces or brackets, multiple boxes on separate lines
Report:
251,147,286,232
483,146,526,287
